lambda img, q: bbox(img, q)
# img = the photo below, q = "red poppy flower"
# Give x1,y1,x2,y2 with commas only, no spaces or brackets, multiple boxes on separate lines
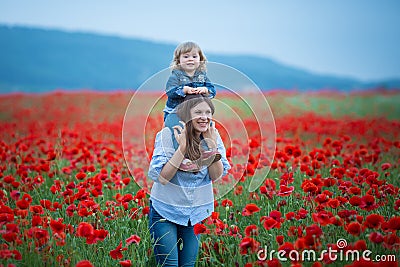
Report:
229,225,241,237
383,233,400,250
16,193,32,210
40,199,53,210
125,234,141,245
76,260,94,267
110,241,127,259
244,225,258,236
10,190,20,201
286,211,295,220
301,180,318,194
349,196,362,206
353,239,367,251
119,260,132,267
75,172,87,180
346,222,363,236
2,232,18,243
50,218,65,234
305,224,323,238
29,205,44,215
66,204,77,217
364,214,384,229
277,185,294,197
276,235,284,245
381,162,391,170
296,208,308,220
221,199,233,207
387,216,400,230
348,186,361,195
369,232,384,243
242,203,260,216
85,229,109,245
266,258,282,267
239,237,260,255
359,195,378,211
312,211,334,226
327,198,340,209
194,224,208,235
278,242,295,255
269,211,282,222
76,222,94,238
261,216,281,230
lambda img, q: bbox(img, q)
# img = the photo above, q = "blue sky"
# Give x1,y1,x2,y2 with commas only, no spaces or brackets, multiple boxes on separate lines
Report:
1,0,399,81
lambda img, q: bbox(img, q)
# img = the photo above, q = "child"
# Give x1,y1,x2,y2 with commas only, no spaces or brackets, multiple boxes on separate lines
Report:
164,41,221,172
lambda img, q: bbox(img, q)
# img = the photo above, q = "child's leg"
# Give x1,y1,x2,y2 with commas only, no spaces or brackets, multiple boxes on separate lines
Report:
164,112,181,150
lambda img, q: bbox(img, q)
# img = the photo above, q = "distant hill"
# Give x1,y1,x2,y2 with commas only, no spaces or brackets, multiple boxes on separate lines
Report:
0,25,399,93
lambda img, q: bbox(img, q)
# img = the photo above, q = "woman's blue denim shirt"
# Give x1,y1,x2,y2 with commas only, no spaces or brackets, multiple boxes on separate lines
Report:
148,127,231,226
164,69,216,114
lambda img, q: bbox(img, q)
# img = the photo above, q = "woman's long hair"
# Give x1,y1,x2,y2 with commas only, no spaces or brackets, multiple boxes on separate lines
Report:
170,41,207,72
176,95,215,161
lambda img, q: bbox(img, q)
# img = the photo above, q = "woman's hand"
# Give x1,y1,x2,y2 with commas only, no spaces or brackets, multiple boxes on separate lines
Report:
172,121,187,153
202,121,218,149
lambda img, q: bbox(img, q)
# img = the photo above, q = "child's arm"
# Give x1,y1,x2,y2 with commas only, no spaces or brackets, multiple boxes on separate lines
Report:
204,74,216,98
166,72,186,100
183,86,197,95
195,75,216,98
166,72,197,99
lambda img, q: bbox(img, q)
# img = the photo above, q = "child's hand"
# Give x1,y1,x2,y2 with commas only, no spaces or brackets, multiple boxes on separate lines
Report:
196,87,209,95
183,86,197,94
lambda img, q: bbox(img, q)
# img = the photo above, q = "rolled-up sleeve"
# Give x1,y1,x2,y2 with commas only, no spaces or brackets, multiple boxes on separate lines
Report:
204,75,216,99
148,128,175,182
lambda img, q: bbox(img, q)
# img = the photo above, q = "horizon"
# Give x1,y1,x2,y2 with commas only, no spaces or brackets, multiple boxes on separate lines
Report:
0,1,400,82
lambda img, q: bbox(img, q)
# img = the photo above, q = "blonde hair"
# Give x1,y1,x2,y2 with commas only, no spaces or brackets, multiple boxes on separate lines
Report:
170,41,207,71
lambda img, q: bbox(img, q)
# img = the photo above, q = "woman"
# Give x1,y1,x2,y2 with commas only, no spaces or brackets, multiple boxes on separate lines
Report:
148,94,230,266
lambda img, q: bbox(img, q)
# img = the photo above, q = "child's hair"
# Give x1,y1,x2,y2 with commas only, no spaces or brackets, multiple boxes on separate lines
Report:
171,41,207,71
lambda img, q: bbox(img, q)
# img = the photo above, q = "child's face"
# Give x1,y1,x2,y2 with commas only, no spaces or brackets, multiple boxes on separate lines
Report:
179,49,200,74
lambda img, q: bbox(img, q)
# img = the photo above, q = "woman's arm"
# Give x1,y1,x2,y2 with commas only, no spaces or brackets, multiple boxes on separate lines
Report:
203,122,225,181
158,123,187,184
158,145,185,185
208,159,224,181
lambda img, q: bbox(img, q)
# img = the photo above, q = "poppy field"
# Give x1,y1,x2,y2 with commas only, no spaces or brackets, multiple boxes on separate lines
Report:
0,89,399,267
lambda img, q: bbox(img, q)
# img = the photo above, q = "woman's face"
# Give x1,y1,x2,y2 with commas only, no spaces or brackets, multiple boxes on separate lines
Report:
189,101,212,134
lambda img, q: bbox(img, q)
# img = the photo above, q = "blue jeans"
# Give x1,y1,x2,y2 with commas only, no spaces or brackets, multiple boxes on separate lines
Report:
164,112,181,150
149,202,200,267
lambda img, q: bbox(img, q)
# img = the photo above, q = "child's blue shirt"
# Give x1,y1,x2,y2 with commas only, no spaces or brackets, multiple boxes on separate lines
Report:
164,69,216,114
